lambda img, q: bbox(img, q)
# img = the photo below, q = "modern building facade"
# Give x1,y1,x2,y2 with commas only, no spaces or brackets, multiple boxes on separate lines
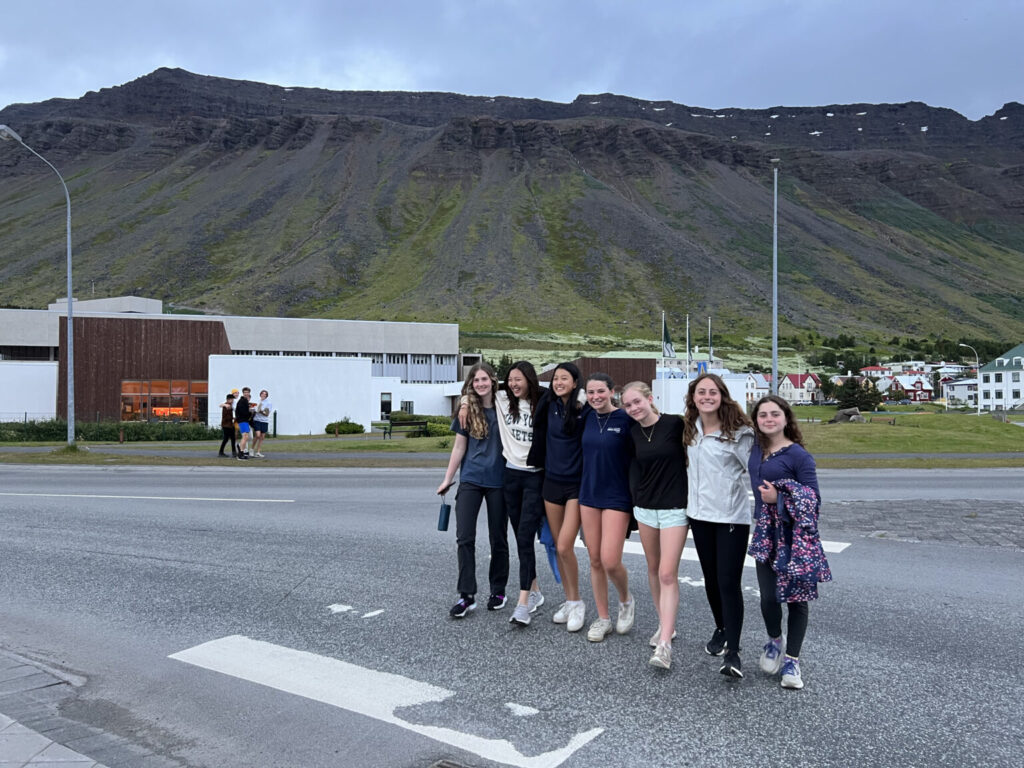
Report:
0,297,465,432
980,343,1024,411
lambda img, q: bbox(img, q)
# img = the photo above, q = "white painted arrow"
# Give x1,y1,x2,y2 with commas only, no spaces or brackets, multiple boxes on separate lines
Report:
170,635,602,768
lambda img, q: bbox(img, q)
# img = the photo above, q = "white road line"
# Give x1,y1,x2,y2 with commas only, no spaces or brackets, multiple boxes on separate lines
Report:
0,492,294,503
576,534,849,567
506,703,540,717
327,604,353,614
362,610,384,618
170,635,602,768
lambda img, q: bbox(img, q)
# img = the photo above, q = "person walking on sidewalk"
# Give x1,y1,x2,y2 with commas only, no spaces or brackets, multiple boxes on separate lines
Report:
684,373,754,679
437,363,509,619
218,393,237,457
579,373,636,643
252,389,272,457
235,387,255,459
622,381,688,669
748,395,832,690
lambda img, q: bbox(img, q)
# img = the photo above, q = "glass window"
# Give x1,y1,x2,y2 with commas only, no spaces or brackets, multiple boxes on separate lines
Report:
191,381,208,395
1013,390,1021,400
171,379,189,395
122,380,144,395
1013,372,1021,383
982,374,990,383
995,373,1003,383
150,380,170,395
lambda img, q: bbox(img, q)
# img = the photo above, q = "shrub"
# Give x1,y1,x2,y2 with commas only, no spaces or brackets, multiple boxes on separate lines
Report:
426,422,454,437
325,418,365,435
0,420,221,442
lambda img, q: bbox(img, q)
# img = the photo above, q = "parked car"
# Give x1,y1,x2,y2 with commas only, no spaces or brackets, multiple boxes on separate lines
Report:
897,399,912,405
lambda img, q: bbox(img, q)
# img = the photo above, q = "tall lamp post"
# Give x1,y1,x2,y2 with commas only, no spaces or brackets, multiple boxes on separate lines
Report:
770,158,780,394
958,343,981,417
0,124,75,445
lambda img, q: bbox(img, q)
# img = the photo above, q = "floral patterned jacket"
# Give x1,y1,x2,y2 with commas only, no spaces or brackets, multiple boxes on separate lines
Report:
748,477,833,602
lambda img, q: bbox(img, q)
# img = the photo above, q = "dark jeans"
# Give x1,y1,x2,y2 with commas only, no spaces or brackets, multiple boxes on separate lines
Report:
455,483,509,598
219,427,236,455
689,517,750,653
504,467,546,591
756,560,809,657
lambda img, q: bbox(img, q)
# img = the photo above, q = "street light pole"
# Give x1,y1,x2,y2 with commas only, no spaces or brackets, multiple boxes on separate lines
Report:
1,124,75,445
770,158,780,395
958,343,981,416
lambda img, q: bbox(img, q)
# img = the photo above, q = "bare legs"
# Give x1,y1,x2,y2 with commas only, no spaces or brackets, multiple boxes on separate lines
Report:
638,523,688,645
545,499,582,601
580,505,630,619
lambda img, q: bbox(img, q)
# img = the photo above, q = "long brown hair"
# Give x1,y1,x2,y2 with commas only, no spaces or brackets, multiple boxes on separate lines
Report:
683,373,752,445
751,394,804,452
462,362,498,439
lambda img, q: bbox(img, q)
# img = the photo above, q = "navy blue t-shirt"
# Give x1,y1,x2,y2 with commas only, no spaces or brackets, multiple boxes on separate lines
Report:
452,407,505,488
748,442,819,515
545,397,584,483
579,408,633,511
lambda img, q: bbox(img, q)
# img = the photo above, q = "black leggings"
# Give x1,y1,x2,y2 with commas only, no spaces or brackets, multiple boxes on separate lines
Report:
689,518,749,653
219,427,236,455
756,561,809,658
504,467,546,591
454,483,509,598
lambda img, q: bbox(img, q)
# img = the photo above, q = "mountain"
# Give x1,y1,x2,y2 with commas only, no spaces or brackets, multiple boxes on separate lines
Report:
1,67,1022,342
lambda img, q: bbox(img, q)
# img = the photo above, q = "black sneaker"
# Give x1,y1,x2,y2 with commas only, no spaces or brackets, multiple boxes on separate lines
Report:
449,595,476,618
237,453,248,460
720,650,743,679
486,594,507,611
705,627,727,656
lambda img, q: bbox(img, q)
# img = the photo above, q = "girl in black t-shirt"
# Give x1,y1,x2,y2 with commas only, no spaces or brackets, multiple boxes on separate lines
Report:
622,381,688,670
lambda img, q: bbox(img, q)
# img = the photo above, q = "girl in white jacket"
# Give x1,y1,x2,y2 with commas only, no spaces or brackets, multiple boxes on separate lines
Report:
683,373,754,679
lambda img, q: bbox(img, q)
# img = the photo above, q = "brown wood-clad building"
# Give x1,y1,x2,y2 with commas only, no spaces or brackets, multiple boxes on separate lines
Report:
538,357,656,388
57,316,230,423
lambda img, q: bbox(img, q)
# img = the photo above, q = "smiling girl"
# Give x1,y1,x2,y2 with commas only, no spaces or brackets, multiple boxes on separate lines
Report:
748,395,829,690
527,363,588,632
437,363,508,619
622,381,688,669
579,373,635,642
683,373,754,678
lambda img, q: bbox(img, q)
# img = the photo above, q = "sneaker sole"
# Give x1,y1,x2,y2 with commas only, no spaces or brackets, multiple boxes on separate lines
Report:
719,664,743,679
552,615,569,624
510,617,531,627
450,605,476,619
487,599,507,611
781,678,804,689
649,656,671,670
705,644,727,657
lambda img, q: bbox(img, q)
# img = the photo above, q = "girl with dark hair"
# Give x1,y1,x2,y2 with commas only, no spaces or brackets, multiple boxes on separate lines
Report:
438,362,508,619
527,362,589,632
748,395,831,690
460,361,547,625
683,373,754,678
579,372,635,642
622,381,688,669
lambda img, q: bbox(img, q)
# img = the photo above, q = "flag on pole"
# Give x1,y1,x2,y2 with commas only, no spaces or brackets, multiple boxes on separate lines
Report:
662,313,676,358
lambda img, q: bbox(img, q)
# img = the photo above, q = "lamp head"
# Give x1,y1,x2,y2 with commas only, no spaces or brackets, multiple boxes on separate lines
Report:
0,124,24,143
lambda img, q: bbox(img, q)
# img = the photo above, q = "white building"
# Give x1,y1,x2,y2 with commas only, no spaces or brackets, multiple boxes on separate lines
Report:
980,343,1024,411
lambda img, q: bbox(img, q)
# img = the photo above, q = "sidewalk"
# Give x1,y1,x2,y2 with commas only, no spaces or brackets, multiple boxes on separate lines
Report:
0,713,105,767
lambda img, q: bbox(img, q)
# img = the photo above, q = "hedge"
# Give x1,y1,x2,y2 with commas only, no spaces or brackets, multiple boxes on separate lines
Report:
325,418,365,435
0,420,221,442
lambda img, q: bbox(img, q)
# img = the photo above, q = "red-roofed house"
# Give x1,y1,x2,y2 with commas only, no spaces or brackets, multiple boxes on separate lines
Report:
858,365,892,379
779,373,822,404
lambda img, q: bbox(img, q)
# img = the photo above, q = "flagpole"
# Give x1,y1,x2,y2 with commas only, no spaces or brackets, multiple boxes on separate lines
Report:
708,316,712,366
685,314,691,377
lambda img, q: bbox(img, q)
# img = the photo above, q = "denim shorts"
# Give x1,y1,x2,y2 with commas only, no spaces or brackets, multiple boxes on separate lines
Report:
633,506,689,529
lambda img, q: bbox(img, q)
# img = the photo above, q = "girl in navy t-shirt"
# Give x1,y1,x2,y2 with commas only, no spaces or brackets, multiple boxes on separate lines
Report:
578,373,635,643
437,363,508,619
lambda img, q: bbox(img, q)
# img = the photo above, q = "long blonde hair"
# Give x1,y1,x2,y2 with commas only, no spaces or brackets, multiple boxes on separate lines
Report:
462,362,498,439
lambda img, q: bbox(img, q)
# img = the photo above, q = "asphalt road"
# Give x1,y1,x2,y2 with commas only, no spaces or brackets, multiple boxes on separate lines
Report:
0,465,1021,768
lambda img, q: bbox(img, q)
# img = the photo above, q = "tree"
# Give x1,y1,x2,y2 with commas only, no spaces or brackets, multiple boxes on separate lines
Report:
836,378,882,411
819,378,837,401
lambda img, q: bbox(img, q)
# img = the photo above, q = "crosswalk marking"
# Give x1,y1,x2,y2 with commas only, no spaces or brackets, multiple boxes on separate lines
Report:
170,635,603,768
576,533,849,566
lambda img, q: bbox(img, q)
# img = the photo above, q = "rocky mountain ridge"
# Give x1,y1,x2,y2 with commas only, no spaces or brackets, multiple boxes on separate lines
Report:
1,68,1022,342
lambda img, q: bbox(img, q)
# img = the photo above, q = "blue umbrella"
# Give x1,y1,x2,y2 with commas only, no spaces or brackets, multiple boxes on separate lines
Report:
538,517,561,583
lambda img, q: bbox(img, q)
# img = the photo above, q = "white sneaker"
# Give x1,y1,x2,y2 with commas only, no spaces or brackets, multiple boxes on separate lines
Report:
649,626,678,648
649,642,672,669
254,452,265,458
567,602,586,632
759,637,785,675
527,590,545,614
552,602,570,624
615,596,635,635
587,617,613,642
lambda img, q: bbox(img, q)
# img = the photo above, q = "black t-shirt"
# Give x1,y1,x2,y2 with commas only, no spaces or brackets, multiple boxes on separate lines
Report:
629,413,688,509
235,396,251,423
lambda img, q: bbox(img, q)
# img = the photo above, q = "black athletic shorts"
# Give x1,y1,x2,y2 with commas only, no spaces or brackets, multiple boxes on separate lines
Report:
542,477,580,506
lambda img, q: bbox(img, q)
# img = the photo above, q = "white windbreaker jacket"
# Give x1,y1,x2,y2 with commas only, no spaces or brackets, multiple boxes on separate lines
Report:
686,419,755,525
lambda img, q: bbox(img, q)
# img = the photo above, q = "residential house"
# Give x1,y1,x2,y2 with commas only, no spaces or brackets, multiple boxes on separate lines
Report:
887,375,934,402
778,373,821,404
858,365,891,379
943,378,978,408
980,343,1024,411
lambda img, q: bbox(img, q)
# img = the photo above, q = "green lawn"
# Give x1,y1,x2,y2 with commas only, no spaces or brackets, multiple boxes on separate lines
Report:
802,413,1024,454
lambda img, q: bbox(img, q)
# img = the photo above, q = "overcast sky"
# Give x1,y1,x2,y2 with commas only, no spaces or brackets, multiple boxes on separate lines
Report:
1,0,1020,120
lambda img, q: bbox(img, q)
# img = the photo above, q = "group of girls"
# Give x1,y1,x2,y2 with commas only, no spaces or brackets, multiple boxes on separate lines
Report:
438,363,830,689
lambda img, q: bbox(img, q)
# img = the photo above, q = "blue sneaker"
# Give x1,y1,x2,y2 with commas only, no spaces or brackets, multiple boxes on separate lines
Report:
759,637,785,675
780,656,804,689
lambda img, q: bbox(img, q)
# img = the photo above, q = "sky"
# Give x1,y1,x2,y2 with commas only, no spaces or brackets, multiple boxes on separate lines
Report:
1,0,1020,120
